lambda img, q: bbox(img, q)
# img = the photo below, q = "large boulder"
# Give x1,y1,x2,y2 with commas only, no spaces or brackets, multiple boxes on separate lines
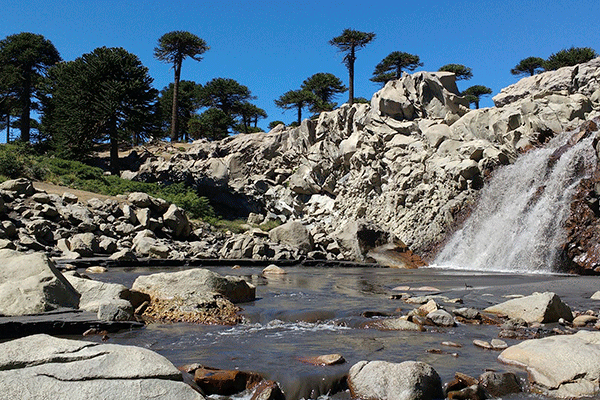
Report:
0,249,79,316
0,178,35,196
0,334,202,400
163,204,191,238
348,360,444,400
484,292,573,323
268,221,313,252
499,330,600,398
132,268,255,324
64,274,129,313
334,220,390,261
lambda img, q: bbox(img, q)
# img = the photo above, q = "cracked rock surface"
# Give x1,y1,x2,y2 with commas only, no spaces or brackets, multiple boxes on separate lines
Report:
0,334,203,400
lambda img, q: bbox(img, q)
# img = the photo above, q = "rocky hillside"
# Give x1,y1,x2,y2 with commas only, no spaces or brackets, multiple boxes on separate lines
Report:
125,58,600,262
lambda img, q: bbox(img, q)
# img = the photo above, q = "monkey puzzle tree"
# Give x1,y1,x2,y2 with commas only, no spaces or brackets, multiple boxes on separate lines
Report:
158,80,201,141
371,51,423,84
188,108,233,141
329,29,376,105
438,64,473,80
510,57,546,77
463,85,492,109
544,47,598,70
301,72,347,112
274,89,319,125
0,32,61,143
154,31,208,142
46,47,157,174
236,102,267,133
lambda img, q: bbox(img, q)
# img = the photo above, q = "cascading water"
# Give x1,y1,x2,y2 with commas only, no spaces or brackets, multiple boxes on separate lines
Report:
434,129,598,273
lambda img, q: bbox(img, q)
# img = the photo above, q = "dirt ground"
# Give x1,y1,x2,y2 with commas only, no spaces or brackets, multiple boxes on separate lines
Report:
32,181,126,204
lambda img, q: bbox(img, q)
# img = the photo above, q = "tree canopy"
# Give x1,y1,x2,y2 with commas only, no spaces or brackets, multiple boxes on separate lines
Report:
274,89,319,125
371,51,423,84
0,32,61,143
188,107,233,141
199,77,253,116
463,85,492,109
45,46,157,173
301,72,347,112
510,57,546,77
154,31,208,142
329,29,376,105
438,64,472,80
544,47,598,70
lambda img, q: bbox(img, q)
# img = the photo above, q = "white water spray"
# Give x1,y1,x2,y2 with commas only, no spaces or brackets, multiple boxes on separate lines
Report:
434,132,597,273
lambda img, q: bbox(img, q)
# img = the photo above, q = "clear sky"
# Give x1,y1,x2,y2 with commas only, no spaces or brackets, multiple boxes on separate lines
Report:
2,0,600,134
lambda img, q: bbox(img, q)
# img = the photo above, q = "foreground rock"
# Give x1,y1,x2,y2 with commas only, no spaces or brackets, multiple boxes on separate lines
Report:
499,330,600,398
132,268,255,324
348,360,444,400
0,334,203,400
0,249,79,316
484,292,573,323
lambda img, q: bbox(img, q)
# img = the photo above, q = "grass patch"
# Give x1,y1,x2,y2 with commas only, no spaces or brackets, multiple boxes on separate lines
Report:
206,218,249,234
0,143,215,220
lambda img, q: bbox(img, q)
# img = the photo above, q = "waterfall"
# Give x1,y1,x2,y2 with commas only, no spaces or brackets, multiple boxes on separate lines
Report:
434,131,597,273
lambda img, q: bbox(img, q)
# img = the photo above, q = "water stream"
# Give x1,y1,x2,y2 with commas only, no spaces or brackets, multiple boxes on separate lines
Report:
435,131,597,272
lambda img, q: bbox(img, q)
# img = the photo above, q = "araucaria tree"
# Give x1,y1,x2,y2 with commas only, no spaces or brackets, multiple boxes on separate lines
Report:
158,80,201,142
154,31,208,142
438,64,472,80
329,29,376,105
46,47,157,174
463,85,492,109
301,72,347,112
0,32,61,143
511,57,546,76
371,51,423,84
274,89,319,125
544,47,598,70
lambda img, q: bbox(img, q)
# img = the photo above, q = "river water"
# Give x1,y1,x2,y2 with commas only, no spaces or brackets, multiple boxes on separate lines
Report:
90,265,600,400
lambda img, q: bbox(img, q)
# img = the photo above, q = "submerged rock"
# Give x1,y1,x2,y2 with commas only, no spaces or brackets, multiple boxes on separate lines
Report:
0,334,202,400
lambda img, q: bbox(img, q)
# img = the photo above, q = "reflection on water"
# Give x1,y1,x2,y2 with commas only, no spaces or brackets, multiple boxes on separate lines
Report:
90,266,600,400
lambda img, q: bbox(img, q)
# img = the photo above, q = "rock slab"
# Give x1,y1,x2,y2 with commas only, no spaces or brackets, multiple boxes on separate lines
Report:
0,334,203,400
499,330,600,398
484,292,573,323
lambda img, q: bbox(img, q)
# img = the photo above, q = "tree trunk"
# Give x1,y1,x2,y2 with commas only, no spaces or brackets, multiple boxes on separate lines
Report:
170,61,182,142
20,72,31,142
5,114,9,143
109,118,120,175
348,47,356,106
475,100,480,109
297,104,302,125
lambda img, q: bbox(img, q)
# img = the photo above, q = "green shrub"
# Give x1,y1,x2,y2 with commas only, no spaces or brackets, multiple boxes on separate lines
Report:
0,152,24,178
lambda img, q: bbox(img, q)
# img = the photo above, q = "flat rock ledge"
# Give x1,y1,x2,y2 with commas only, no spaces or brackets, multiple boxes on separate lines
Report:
0,334,203,400
499,330,600,398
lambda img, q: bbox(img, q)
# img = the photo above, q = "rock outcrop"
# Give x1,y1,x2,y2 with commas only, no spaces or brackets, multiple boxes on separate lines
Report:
123,58,600,264
0,334,203,400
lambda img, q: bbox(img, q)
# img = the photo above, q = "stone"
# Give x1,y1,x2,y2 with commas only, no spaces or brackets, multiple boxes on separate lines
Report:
368,317,425,331
0,334,202,400
299,354,345,366
499,330,600,398
109,248,138,261
484,292,573,323
69,232,99,256
193,366,262,395
573,314,598,327
268,221,313,252
250,380,285,400
473,340,492,350
0,249,79,316
163,204,191,238
427,309,455,327
97,299,134,321
478,371,521,397
334,219,390,261
62,192,78,204
348,360,444,400
85,266,107,274
446,384,487,400
0,178,34,196
262,264,286,275
490,339,508,350
127,191,152,208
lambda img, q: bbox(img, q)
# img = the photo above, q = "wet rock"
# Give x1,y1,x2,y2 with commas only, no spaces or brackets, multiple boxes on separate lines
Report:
573,314,598,327
193,366,262,395
65,274,129,314
299,353,345,366
446,384,487,400
97,299,133,321
85,266,107,274
484,292,573,323
499,330,600,398
250,380,285,400
473,340,492,350
478,371,521,397
441,341,462,348
348,360,444,400
490,339,508,350
453,307,480,320
368,317,425,331
0,249,79,315
419,299,439,315
0,334,201,399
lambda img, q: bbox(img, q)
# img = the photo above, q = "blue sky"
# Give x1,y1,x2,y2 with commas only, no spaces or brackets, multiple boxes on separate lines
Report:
2,0,600,134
